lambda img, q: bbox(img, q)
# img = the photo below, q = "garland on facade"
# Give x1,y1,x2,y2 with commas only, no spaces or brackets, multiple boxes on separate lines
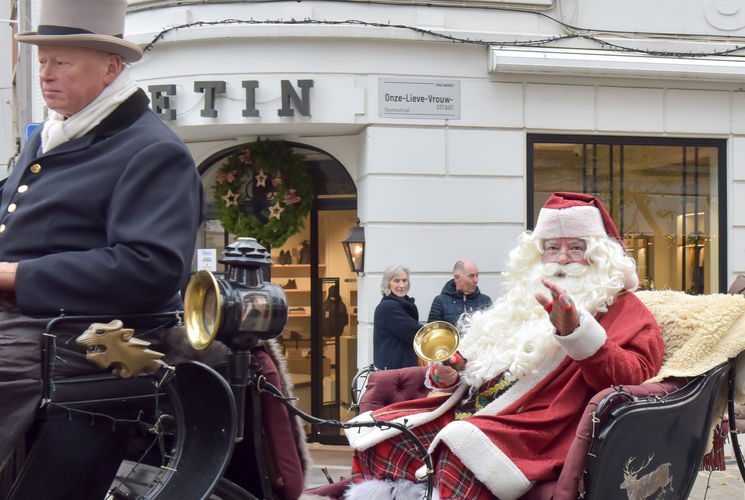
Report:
213,139,313,248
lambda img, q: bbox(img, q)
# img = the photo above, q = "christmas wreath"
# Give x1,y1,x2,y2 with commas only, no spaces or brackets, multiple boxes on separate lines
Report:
213,139,313,248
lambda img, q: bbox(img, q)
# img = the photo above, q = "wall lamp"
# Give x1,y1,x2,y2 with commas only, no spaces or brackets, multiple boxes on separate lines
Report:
342,220,365,274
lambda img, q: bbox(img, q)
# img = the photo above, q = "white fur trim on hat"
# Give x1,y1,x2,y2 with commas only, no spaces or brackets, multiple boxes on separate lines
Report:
533,205,606,241
624,272,639,292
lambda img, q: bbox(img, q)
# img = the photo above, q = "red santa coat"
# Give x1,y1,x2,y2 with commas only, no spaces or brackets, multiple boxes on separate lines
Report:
345,292,664,499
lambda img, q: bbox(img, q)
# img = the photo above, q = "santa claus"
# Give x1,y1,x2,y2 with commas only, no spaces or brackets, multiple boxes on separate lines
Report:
343,192,665,500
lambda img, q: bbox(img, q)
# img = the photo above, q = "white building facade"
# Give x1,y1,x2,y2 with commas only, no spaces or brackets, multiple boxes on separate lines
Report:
9,0,745,439
1,2,18,178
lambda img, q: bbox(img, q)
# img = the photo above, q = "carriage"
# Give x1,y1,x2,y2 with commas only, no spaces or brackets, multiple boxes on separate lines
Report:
5,239,745,500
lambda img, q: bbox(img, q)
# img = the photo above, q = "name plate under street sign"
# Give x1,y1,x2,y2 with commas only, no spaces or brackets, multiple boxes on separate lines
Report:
379,79,460,120
197,248,217,272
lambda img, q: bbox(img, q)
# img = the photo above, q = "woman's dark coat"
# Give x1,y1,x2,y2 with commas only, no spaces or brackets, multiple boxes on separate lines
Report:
373,293,421,369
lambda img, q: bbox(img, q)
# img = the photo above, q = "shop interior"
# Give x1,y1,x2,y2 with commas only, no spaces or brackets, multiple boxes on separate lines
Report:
530,137,724,294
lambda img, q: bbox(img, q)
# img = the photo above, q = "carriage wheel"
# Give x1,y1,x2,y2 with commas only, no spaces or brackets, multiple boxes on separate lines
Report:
107,362,237,499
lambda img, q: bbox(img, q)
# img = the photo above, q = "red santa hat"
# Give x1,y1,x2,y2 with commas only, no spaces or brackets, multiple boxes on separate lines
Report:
533,192,622,243
533,192,638,289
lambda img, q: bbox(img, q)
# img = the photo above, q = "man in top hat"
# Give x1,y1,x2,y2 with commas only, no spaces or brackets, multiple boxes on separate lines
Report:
343,192,665,500
0,0,204,472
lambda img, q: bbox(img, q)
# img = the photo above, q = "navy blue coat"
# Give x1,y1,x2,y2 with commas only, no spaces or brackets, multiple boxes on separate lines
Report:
427,279,492,325
0,90,203,316
373,293,421,369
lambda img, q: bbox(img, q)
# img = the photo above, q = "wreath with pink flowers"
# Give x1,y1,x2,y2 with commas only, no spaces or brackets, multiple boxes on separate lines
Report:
213,139,313,248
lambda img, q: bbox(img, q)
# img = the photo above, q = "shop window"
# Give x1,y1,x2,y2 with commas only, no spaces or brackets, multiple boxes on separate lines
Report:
528,135,725,294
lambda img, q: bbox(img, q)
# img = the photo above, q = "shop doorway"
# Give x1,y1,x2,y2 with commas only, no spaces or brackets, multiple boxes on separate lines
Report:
196,141,358,444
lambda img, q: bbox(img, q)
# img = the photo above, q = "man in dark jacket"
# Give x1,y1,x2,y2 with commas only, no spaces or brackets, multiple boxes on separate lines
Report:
428,260,492,325
0,0,205,470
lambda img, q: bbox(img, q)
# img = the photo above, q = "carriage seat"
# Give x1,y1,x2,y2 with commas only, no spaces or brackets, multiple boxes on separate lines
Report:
548,364,729,500
305,363,729,500
306,285,745,499
358,365,429,414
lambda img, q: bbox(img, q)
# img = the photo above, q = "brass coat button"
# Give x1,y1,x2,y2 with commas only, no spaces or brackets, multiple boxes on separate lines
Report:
7,204,16,213
0,224,6,233
17,185,28,193
30,164,41,174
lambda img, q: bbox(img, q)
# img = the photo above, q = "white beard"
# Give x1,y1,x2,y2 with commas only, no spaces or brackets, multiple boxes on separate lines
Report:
458,260,621,387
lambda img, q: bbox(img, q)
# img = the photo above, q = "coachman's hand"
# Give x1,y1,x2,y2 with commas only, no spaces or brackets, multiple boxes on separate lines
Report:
0,261,18,291
0,262,19,310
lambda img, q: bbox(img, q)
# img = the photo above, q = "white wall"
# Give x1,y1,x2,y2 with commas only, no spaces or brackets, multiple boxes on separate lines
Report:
731,137,745,278
0,5,14,178
570,0,745,37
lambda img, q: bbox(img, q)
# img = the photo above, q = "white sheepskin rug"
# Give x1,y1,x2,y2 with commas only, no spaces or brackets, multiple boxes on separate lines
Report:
635,290,745,381
636,289,745,453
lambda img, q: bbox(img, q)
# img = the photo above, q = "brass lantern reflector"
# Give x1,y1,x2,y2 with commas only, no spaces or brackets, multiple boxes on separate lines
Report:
413,321,460,363
184,270,223,350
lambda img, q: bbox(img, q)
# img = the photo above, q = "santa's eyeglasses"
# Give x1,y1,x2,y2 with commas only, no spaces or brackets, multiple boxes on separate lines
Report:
541,239,587,261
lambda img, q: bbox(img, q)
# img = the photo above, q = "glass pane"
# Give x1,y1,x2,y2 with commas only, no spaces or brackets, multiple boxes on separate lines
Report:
317,209,359,436
532,139,721,294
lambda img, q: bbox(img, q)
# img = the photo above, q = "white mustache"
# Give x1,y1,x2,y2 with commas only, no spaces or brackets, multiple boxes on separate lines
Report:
541,262,588,278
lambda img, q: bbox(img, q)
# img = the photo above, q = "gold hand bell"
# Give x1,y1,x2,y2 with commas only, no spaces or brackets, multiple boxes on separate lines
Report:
413,321,460,365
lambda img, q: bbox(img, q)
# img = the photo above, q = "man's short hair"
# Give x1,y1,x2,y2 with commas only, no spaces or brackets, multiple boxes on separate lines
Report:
453,260,465,274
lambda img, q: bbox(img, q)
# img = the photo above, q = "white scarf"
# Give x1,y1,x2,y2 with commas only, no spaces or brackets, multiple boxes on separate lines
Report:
41,67,139,153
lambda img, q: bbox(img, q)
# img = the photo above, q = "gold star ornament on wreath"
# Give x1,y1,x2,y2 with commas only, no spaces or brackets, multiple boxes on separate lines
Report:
213,139,313,248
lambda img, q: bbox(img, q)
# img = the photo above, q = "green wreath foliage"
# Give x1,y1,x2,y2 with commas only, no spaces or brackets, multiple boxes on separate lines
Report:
213,139,313,248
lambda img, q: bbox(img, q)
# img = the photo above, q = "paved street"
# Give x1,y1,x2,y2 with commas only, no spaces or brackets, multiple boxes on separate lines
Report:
306,443,354,490
688,441,745,500
306,443,745,499
690,463,744,500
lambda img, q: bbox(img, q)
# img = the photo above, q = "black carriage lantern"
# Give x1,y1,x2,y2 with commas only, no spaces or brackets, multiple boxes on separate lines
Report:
184,237,288,351
342,220,365,274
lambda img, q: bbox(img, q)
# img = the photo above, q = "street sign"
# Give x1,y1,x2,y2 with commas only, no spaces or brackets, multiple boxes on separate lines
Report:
24,122,41,143
378,79,460,120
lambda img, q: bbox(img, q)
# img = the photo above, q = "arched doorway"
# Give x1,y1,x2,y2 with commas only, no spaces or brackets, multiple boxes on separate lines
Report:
196,141,357,444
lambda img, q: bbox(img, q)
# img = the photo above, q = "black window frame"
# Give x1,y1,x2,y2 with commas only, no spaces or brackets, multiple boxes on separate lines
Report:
526,134,728,293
